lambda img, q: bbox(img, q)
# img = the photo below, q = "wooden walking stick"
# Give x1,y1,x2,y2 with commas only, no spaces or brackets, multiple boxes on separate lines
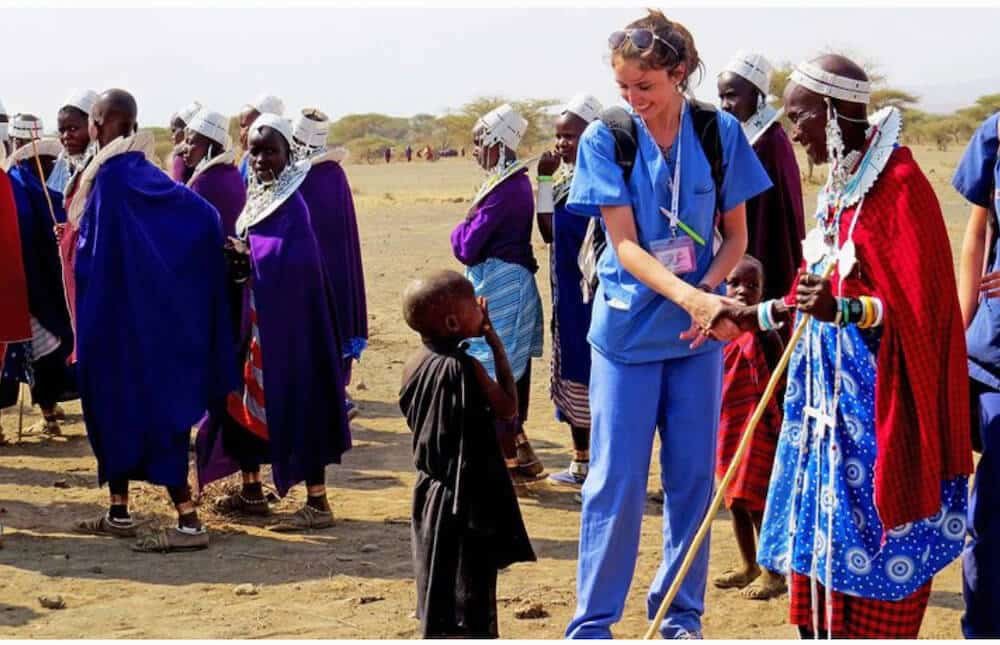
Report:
643,261,837,639
17,383,25,443
27,122,59,227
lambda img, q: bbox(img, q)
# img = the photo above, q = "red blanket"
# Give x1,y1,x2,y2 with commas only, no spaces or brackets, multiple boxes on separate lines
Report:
0,170,30,343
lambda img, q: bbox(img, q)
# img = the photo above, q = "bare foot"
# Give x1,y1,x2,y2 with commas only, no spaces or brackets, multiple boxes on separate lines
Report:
712,565,761,589
740,570,787,600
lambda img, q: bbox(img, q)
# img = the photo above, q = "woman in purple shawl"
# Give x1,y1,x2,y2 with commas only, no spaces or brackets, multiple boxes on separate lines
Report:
196,113,350,532
291,109,367,418
181,108,246,238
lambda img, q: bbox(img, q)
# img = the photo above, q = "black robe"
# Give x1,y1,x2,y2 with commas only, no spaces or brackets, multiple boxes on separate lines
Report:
399,344,535,638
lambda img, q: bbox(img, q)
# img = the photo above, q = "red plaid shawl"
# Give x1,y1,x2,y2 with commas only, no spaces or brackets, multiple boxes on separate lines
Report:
716,332,782,511
788,147,973,530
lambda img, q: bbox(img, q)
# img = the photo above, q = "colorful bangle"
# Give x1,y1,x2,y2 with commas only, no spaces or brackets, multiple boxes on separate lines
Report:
757,301,770,331
873,298,884,327
758,299,783,331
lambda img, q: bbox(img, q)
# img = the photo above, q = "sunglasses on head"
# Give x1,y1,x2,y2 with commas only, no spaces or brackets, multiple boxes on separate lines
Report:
608,28,679,57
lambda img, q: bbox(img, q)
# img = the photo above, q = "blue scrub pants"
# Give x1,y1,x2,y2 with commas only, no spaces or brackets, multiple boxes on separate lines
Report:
963,382,1000,638
566,347,722,639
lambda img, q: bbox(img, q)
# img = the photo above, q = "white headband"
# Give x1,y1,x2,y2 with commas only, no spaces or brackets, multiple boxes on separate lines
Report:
475,104,528,150
175,100,202,126
249,113,294,147
9,115,43,140
563,93,602,124
723,51,772,97
292,108,330,149
187,108,231,149
790,61,871,105
61,89,99,117
246,94,285,117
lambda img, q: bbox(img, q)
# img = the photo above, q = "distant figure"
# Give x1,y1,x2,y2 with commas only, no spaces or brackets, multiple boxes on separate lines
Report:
400,270,535,638
460,146,466,158
384,146,392,164
405,144,413,162
168,101,201,183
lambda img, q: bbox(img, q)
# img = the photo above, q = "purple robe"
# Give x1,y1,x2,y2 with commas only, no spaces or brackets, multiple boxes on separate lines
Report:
196,190,350,496
746,123,805,301
298,160,368,360
189,163,246,238
75,152,235,487
450,169,538,274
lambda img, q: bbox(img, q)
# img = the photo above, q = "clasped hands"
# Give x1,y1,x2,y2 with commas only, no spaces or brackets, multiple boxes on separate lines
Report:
680,273,836,349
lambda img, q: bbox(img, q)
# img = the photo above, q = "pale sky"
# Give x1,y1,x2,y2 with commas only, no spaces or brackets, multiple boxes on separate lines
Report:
2,5,999,131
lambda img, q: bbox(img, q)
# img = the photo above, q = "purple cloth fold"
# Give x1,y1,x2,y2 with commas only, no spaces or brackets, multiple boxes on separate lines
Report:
189,164,246,238
298,160,368,358
450,169,538,274
746,124,805,301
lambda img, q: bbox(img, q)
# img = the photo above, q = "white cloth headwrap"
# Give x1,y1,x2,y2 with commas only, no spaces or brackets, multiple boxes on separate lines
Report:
247,94,285,117
563,93,602,124
724,50,773,97
9,115,43,140
187,108,231,149
475,104,528,150
62,89,99,116
790,61,871,105
5,138,64,171
292,108,330,149
175,100,202,126
249,113,294,146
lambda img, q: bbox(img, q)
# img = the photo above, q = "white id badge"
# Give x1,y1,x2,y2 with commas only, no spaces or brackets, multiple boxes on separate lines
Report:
650,236,696,275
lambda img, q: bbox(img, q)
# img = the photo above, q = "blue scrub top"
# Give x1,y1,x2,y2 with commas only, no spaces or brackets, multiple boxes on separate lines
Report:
953,112,1000,389
567,104,771,365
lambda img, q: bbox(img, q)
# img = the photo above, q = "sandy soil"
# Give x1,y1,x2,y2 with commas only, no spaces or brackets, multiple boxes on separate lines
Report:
0,149,971,638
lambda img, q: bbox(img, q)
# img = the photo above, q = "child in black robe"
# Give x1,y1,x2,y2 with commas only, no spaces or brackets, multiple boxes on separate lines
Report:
399,270,536,638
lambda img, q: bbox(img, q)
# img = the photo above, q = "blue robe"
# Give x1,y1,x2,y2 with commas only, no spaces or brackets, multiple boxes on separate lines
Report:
74,151,236,487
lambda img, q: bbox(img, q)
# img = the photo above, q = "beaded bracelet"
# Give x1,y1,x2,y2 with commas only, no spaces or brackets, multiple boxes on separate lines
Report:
757,299,784,331
835,296,884,328
537,175,553,182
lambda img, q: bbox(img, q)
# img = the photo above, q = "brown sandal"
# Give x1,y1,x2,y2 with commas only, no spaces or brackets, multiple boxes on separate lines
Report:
514,436,545,477
131,527,209,553
73,514,145,538
213,492,271,516
267,505,334,532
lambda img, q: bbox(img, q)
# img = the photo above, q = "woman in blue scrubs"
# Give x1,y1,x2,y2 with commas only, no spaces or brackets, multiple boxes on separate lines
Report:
564,10,771,639
953,112,1000,639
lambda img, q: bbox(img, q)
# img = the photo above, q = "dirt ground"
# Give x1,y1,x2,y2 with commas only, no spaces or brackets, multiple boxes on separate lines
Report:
0,148,972,639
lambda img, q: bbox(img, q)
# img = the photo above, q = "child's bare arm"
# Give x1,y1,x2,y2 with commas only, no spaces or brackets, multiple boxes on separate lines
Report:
471,298,518,420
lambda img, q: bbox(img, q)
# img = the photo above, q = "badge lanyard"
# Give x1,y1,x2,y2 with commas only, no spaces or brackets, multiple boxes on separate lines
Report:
658,103,706,246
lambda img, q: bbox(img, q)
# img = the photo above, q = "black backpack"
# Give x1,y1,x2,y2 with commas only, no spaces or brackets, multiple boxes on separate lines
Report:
600,98,724,211
580,100,724,294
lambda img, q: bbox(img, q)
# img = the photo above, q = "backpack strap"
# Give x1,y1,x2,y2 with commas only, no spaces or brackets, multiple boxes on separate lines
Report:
687,98,725,215
598,106,638,183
